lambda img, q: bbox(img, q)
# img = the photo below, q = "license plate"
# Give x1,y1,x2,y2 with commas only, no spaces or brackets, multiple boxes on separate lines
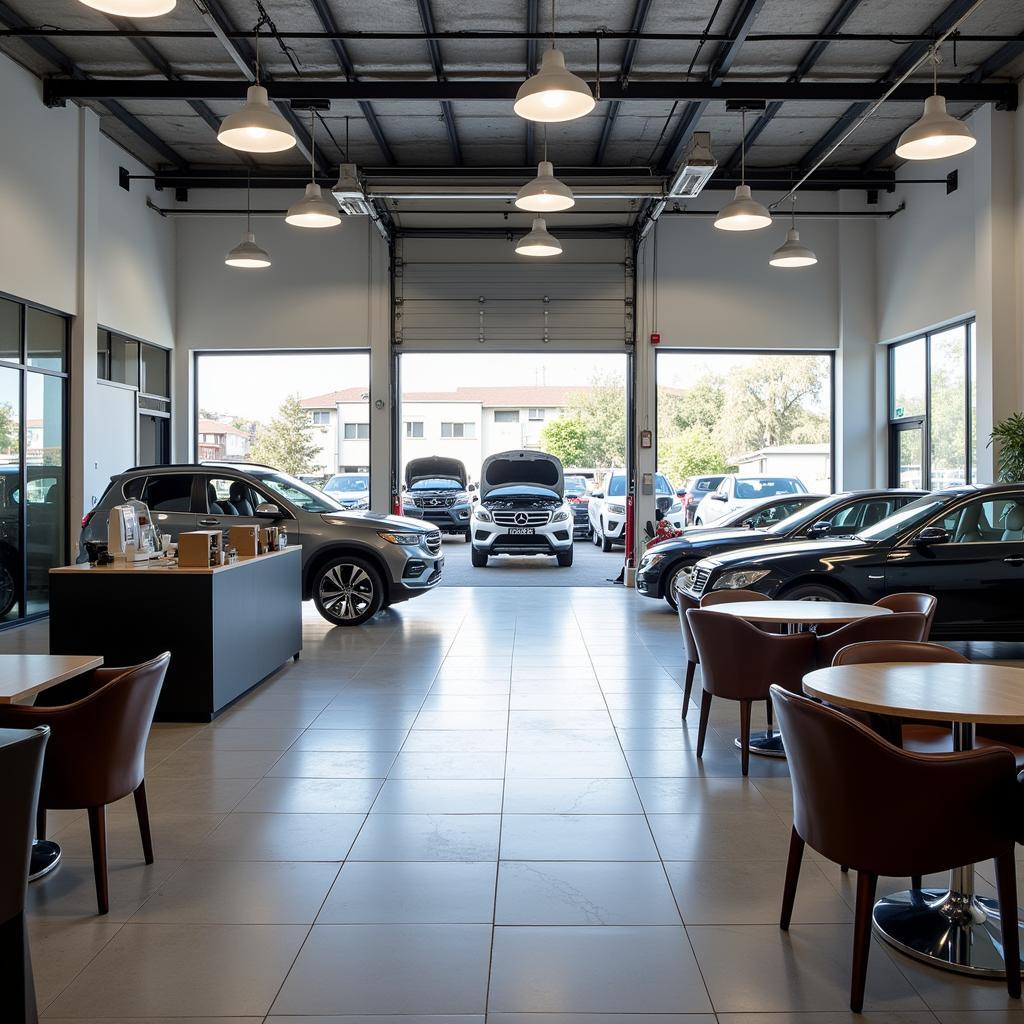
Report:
508,527,535,535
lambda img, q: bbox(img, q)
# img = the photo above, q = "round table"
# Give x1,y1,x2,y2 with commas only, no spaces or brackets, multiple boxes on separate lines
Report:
703,600,891,757
804,661,1024,978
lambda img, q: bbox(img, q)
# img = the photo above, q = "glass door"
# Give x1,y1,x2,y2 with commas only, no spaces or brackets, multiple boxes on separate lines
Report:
892,419,925,489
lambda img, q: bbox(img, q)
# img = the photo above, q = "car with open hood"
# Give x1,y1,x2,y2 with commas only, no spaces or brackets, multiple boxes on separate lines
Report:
401,456,475,538
323,472,370,510
470,450,574,567
678,484,1024,640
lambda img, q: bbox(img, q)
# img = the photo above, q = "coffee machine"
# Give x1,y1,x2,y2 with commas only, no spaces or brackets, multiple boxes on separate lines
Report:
107,501,160,563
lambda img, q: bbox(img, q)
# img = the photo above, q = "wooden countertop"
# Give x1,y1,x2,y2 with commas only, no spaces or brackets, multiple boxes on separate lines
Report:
51,547,300,576
703,600,892,626
0,654,104,703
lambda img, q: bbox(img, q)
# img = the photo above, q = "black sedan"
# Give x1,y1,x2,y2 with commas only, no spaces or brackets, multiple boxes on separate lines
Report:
636,489,924,608
680,484,1024,641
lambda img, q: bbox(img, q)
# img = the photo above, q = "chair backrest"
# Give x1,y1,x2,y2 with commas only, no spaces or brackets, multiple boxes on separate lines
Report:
832,639,967,667
0,727,48,922
687,609,815,700
1002,504,1024,541
675,591,700,664
39,653,170,809
814,612,927,669
700,589,772,607
771,685,1017,875
873,592,937,637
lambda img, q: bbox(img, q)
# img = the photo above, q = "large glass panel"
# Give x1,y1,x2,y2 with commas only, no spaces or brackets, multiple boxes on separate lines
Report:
141,344,170,397
139,414,169,465
26,307,66,371
896,425,924,489
969,322,977,482
25,373,65,616
0,298,20,363
0,366,21,622
890,337,926,419
929,325,968,487
110,333,140,388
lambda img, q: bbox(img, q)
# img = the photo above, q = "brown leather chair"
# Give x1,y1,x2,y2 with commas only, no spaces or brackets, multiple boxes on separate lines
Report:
0,654,170,915
813,612,928,670
873,593,937,638
0,727,48,1024
771,685,1021,1011
687,609,815,775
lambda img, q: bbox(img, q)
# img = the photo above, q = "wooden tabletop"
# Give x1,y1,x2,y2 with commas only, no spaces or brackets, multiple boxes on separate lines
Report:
50,547,300,576
0,654,104,704
702,600,893,625
803,662,1024,724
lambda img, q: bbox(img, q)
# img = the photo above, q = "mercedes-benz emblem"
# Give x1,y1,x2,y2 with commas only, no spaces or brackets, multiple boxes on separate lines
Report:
514,512,529,525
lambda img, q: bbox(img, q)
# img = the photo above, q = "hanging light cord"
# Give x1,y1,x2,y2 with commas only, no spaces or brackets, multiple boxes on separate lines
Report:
246,170,252,233
309,108,316,182
740,108,747,186
543,123,547,163
550,0,555,49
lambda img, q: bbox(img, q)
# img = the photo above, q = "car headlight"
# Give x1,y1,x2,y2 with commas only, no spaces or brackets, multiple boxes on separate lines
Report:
552,508,570,523
638,553,666,572
607,503,626,515
667,500,682,514
401,495,417,507
713,568,772,591
377,531,422,546
352,500,369,510
474,508,493,523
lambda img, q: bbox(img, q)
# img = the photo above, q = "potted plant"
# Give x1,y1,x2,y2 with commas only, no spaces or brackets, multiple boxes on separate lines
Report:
989,413,1024,482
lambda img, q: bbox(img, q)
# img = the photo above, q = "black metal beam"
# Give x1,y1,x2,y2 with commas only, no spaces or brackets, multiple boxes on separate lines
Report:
724,0,863,170
306,0,394,165
42,78,1015,106
594,0,654,165
657,0,768,174
414,0,461,164
525,0,539,166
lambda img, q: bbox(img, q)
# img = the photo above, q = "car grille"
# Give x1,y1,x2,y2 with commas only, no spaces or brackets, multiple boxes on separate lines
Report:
425,531,442,554
493,510,551,527
571,506,588,524
689,566,711,596
414,496,457,509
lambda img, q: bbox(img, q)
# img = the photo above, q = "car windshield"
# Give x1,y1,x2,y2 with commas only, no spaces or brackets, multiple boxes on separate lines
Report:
247,470,342,513
765,495,839,535
607,475,627,497
695,476,723,491
655,474,673,495
326,475,369,492
565,476,588,496
411,478,462,491
856,495,949,542
734,478,800,499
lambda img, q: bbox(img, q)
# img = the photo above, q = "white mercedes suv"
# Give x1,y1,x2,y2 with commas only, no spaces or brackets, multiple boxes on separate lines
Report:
470,451,574,567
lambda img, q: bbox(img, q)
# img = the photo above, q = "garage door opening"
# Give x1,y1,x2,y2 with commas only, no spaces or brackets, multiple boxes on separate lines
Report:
398,352,629,586
194,351,370,501
657,351,834,525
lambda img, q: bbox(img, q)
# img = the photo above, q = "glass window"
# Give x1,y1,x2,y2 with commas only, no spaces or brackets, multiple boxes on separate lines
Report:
310,410,331,426
0,298,20,363
441,422,475,439
734,478,800,499
942,497,1024,543
140,474,195,512
343,422,369,440
891,337,926,419
528,408,545,421
26,308,66,371
206,477,257,516
141,343,169,397
969,322,977,483
929,325,968,487
110,333,140,388
0,366,21,621
405,421,424,438
247,470,341,513
494,410,519,423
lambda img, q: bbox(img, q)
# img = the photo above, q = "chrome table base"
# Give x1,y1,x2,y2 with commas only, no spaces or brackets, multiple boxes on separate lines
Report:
28,839,61,881
734,729,786,758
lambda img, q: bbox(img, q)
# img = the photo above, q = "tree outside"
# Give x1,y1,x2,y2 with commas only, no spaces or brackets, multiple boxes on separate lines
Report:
249,394,322,476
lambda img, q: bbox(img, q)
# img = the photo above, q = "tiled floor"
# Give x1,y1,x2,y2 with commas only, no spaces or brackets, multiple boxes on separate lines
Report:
9,586,1024,1023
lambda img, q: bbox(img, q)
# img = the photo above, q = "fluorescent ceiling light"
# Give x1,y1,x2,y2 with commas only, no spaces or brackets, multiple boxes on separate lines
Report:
78,0,175,14
225,231,271,269
514,48,595,123
516,217,562,256
895,94,976,160
218,85,296,154
516,160,575,212
769,228,817,268
714,184,772,231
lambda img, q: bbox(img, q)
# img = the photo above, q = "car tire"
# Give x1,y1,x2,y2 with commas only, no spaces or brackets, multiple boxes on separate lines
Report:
600,525,613,553
591,525,600,546
694,517,703,526
464,530,472,542
0,562,16,618
779,581,846,602
313,556,384,627
471,546,488,567
556,548,573,567
663,562,693,611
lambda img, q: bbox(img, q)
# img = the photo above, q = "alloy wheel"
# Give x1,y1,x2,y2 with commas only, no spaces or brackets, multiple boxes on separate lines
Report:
319,562,375,621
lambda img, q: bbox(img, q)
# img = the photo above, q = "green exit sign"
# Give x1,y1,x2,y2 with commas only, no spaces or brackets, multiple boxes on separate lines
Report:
895,406,905,418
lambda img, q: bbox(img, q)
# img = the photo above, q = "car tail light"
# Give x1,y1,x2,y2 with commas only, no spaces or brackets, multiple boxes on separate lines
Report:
81,508,96,529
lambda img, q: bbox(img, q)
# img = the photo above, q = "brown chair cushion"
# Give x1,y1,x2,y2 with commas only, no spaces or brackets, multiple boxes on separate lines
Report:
903,723,1024,768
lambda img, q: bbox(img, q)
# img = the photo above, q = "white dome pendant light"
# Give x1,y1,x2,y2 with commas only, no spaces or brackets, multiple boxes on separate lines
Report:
78,0,175,14
516,124,575,212
286,110,342,228
715,108,772,231
516,217,562,257
769,198,817,268
218,23,296,154
896,48,976,161
225,174,271,269
514,0,595,123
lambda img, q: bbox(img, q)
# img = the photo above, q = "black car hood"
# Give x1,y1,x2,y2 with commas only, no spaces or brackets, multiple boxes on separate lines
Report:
701,535,869,570
647,526,769,556
405,456,467,489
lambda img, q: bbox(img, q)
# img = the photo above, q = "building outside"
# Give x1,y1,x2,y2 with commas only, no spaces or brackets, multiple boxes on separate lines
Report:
732,443,832,493
196,418,251,462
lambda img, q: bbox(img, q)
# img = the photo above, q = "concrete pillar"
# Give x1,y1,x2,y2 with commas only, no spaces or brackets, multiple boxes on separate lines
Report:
632,233,658,568
367,226,393,512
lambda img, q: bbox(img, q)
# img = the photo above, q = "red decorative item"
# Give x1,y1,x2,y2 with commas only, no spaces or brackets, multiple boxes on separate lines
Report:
650,332,661,345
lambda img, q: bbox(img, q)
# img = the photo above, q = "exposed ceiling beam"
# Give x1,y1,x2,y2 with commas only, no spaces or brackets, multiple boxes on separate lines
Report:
524,0,539,166
414,0,461,164
657,0,768,174
724,0,863,171
306,0,394,165
43,78,1015,106
0,0,187,168
594,0,654,165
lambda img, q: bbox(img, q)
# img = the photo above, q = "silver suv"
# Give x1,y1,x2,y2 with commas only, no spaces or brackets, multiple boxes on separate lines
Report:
80,463,444,626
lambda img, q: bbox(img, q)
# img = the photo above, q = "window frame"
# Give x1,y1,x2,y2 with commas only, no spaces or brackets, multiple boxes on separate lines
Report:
441,421,475,439
494,409,520,424
309,410,331,426
405,420,424,439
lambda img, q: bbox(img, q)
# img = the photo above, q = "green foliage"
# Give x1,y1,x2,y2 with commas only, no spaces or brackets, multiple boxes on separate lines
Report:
249,394,323,477
990,413,1024,483
0,402,16,454
540,417,590,468
657,427,728,482
563,371,627,468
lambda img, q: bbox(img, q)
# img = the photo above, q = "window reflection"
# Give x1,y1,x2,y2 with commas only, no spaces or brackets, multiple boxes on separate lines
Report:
0,366,21,621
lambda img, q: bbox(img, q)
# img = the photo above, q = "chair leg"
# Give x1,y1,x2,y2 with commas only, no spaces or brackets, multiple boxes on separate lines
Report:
851,871,878,1013
766,697,774,730
780,827,805,930
739,699,752,776
995,852,1022,999
87,806,109,916
35,804,45,842
133,781,155,865
696,690,713,758
681,661,696,721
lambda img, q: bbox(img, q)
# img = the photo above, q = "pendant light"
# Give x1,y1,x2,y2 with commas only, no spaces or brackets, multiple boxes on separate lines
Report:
514,0,594,123
286,110,342,228
714,109,772,231
226,174,271,269
516,125,574,212
218,25,296,154
78,0,175,13
769,198,817,268
895,49,976,161
516,217,562,257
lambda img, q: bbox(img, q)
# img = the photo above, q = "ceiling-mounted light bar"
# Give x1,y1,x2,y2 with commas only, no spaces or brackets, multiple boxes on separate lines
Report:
667,132,718,198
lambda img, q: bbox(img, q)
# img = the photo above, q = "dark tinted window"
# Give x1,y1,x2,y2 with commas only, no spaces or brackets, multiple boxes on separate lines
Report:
123,477,145,500
140,474,194,512
607,475,627,497
695,476,723,491
26,308,66,371
141,344,169,397
0,298,20,363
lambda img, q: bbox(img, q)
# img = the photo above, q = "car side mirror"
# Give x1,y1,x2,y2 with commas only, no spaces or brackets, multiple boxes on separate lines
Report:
805,520,832,539
593,491,604,499
468,483,476,492
255,502,282,518
914,526,951,546
712,492,728,501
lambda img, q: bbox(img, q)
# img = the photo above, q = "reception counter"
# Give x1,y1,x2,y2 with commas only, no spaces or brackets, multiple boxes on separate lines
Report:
49,548,302,721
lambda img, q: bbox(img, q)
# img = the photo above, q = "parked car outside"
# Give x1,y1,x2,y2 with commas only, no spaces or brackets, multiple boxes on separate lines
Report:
693,474,807,526
470,451,574,567
589,470,683,552
401,456,475,540
564,474,592,540
706,493,824,531
323,473,370,510
678,474,725,525
678,484,1024,640
80,463,443,626
637,489,924,608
